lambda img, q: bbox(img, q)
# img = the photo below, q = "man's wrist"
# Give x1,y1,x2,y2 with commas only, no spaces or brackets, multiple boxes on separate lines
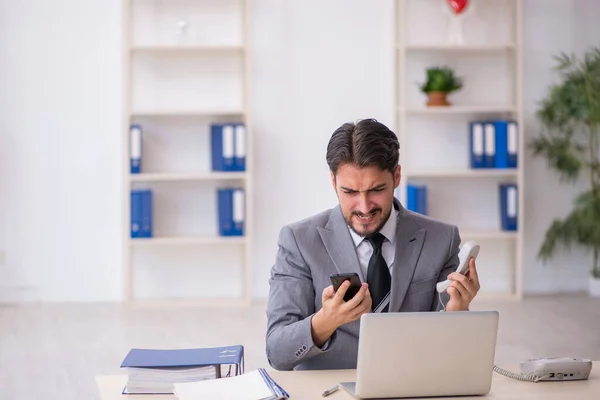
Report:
311,309,336,347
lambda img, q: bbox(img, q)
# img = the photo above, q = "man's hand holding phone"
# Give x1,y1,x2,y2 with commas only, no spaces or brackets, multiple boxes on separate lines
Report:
310,276,372,347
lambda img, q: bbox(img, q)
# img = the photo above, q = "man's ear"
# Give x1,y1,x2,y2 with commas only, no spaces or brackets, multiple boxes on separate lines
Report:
393,165,401,188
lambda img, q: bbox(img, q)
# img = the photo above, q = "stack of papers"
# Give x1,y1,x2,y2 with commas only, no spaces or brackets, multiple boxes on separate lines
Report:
120,345,244,394
124,365,217,394
174,368,289,400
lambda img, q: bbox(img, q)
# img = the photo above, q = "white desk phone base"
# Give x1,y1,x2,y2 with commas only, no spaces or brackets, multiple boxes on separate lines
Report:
434,240,594,384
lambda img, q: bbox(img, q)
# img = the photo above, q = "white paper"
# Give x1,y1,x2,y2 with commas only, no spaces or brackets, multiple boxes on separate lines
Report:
174,370,273,400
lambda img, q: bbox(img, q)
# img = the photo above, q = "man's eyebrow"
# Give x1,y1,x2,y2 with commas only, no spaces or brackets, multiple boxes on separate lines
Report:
340,184,386,192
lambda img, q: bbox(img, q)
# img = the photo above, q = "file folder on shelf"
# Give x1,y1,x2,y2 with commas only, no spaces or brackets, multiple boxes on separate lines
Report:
120,345,245,395
129,124,142,174
130,189,152,238
494,120,519,169
469,121,485,169
407,184,427,215
499,183,518,231
218,188,245,236
484,122,496,168
211,123,246,172
234,124,246,171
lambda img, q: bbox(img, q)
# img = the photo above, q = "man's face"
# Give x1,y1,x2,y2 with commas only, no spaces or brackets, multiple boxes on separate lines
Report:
331,163,401,237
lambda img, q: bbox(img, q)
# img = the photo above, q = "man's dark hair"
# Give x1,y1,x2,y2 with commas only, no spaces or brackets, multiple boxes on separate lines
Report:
326,118,400,176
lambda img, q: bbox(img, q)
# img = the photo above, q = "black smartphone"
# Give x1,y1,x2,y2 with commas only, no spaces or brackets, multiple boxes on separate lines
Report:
329,272,362,302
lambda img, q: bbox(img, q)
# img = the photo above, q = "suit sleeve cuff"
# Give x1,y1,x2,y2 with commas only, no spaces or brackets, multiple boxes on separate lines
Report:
316,330,337,351
306,314,337,354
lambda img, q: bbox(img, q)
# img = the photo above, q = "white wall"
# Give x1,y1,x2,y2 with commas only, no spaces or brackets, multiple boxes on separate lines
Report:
0,0,597,302
0,0,123,301
250,0,394,297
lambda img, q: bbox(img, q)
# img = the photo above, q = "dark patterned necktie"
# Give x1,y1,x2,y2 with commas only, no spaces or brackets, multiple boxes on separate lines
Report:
366,232,391,312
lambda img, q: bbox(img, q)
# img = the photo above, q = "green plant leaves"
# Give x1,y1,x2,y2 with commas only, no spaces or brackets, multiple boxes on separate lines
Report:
419,66,462,93
538,189,600,275
530,46,600,276
528,135,583,182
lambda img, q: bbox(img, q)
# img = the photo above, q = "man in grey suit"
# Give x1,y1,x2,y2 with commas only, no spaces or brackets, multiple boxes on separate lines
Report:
265,119,481,371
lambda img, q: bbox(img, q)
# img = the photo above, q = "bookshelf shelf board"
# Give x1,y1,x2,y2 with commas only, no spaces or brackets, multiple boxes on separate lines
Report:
130,236,246,246
131,109,246,117
401,106,517,115
129,172,247,182
402,43,515,53
130,44,245,53
406,169,518,178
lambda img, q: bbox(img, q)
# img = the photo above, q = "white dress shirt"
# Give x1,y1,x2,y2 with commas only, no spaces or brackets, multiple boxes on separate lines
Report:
348,206,397,278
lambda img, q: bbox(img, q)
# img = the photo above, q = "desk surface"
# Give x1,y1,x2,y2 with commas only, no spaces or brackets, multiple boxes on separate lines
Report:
96,363,600,399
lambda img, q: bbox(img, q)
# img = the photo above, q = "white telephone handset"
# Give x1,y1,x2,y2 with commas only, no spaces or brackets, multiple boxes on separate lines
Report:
436,240,480,293
494,357,593,382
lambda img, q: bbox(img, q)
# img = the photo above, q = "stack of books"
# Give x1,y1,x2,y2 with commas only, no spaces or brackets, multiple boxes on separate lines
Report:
120,344,244,395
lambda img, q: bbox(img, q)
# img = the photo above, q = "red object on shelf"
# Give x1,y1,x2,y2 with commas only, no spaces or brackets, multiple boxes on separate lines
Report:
448,0,468,14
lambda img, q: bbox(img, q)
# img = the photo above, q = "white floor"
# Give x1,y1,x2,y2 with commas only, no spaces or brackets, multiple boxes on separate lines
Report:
1,295,599,400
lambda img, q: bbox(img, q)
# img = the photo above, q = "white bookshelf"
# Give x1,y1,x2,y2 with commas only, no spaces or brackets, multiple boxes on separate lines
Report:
402,105,517,114
394,0,524,298
121,0,253,306
129,172,247,182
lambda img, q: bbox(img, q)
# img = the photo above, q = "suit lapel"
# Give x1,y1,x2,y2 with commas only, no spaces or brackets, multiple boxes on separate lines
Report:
389,199,426,312
317,206,365,282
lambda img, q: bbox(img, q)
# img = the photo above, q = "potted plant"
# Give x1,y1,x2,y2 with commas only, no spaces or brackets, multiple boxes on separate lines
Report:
418,66,463,106
529,47,600,297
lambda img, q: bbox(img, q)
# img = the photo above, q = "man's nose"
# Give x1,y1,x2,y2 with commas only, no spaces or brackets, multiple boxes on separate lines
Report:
356,193,371,213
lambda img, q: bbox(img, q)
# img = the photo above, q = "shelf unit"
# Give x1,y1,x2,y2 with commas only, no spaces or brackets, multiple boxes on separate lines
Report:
121,0,253,306
394,0,524,298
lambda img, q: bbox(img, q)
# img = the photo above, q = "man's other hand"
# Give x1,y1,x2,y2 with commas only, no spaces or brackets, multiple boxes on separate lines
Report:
311,281,371,346
446,257,480,311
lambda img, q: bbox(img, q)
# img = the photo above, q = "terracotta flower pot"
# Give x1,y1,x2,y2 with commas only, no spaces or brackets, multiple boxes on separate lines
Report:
426,91,450,106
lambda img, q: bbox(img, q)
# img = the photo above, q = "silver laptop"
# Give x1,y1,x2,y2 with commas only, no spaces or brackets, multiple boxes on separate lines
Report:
340,311,499,399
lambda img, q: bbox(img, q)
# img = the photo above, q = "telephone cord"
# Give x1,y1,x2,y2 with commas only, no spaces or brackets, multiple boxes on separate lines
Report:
437,291,548,383
492,365,550,382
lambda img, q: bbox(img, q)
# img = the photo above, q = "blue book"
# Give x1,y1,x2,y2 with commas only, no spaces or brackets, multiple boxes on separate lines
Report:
493,120,509,168
131,189,152,238
121,345,245,394
407,184,427,215
493,120,518,169
130,124,142,174
130,190,142,238
218,188,244,236
211,124,235,171
233,123,246,171
121,344,244,370
469,121,485,168
484,122,496,168
499,183,518,231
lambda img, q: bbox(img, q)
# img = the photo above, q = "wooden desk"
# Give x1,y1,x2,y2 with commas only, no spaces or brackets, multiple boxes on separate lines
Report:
96,362,600,399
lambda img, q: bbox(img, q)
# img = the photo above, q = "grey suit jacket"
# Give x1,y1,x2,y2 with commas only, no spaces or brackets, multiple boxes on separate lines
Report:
265,197,461,371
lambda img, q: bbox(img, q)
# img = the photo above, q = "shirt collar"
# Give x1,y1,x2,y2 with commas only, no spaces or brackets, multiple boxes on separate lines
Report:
348,206,397,247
